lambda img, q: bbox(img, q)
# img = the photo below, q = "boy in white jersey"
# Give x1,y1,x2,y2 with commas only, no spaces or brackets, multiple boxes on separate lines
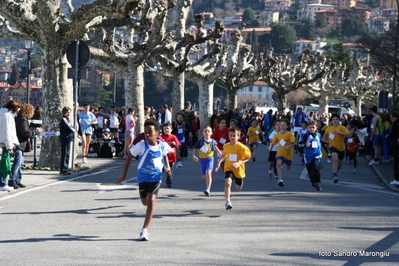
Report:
118,119,171,241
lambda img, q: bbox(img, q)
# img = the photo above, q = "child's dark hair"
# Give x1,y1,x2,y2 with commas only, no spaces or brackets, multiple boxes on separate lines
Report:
163,122,172,128
272,119,281,126
280,119,289,126
144,119,160,132
218,116,226,123
301,121,308,126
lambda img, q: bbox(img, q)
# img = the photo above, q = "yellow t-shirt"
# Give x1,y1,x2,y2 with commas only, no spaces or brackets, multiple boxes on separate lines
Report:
271,131,296,161
222,142,251,178
247,126,261,144
324,125,350,151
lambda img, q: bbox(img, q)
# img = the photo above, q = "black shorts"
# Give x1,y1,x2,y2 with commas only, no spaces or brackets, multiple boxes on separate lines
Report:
329,147,345,161
138,182,161,198
268,151,277,162
95,128,103,138
109,127,118,133
224,171,243,186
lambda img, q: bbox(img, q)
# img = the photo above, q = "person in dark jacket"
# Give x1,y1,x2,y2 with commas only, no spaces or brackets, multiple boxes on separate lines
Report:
388,112,399,185
9,103,43,188
59,107,76,175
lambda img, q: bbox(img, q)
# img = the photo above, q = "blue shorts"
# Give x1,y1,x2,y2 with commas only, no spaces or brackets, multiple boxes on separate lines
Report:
199,157,214,175
276,156,292,166
372,134,383,146
249,142,259,148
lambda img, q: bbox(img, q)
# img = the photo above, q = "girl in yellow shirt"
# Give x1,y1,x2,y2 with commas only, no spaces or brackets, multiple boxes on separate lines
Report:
269,120,296,187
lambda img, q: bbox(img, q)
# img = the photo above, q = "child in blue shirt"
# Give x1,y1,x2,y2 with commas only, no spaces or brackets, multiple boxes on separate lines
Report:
118,119,172,241
303,120,322,191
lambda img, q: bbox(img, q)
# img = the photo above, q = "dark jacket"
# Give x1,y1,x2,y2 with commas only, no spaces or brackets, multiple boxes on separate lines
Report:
59,115,75,143
388,119,399,147
15,114,39,150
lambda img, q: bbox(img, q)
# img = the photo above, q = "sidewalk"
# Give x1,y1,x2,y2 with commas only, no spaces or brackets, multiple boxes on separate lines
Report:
365,155,399,192
0,149,125,196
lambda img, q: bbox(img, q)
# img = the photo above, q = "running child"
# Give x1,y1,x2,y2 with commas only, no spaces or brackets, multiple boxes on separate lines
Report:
118,119,172,241
229,119,246,145
323,113,350,183
247,119,262,162
269,119,296,187
267,120,281,179
172,112,189,169
303,120,323,191
192,126,222,197
297,121,308,165
215,127,251,210
212,117,230,172
161,122,181,188
346,126,361,173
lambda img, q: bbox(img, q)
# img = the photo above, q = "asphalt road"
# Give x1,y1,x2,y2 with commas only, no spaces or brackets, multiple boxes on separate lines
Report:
0,145,398,266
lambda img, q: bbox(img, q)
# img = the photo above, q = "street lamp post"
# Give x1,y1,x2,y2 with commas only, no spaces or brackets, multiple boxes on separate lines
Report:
23,40,34,104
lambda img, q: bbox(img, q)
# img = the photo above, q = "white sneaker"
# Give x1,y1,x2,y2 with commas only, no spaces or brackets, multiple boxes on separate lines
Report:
374,160,380,165
390,180,399,185
353,168,357,173
225,200,233,210
368,159,375,166
0,185,14,191
83,157,88,163
139,229,149,241
177,161,183,169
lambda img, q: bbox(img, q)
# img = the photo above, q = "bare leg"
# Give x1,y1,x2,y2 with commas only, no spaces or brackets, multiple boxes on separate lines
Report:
142,193,156,229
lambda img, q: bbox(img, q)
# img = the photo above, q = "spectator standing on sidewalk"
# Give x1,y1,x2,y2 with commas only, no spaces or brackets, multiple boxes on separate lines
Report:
59,107,76,175
124,107,137,159
9,103,44,188
369,106,384,166
388,112,399,185
80,103,97,163
0,100,21,191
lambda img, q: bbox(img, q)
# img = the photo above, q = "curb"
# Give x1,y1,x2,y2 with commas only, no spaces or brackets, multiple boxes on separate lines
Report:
365,155,399,192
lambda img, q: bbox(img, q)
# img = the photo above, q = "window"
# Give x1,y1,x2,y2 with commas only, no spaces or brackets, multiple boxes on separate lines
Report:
258,87,262,92
249,87,253,92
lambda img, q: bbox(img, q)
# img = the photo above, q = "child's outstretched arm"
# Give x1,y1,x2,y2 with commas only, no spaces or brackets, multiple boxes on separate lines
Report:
214,146,222,157
192,148,199,162
164,156,171,174
215,154,227,172
118,152,133,184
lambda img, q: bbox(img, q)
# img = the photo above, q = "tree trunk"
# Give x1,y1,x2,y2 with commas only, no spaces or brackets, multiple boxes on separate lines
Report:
124,65,144,134
172,72,185,118
318,93,329,115
228,89,238,110
39,47,74,169
356,97,363,116
274,90,286,114
197,80,214,129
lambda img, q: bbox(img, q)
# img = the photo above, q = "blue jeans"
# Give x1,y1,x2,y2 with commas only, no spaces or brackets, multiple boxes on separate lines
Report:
60,139,72,172
10,147,24,185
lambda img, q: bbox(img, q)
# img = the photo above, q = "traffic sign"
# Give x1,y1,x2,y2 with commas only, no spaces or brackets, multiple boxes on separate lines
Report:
66,40,91,67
